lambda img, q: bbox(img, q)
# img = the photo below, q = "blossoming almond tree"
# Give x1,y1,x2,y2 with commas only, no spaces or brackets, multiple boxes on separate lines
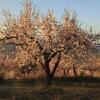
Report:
0,0,93,85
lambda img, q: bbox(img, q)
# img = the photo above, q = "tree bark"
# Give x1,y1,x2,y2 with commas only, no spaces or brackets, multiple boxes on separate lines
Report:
89,70,93,77
43,61,53,86
41,53,61,86
46,74,53,86
73,64,77,76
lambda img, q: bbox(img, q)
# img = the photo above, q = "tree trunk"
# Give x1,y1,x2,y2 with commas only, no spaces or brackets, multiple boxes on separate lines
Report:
89,70,93,77
46,74,53,86
66,69,70,76
63,69,66,77
43,62,53,86
73,68,77,76
42,53,61,86
73,64,77,76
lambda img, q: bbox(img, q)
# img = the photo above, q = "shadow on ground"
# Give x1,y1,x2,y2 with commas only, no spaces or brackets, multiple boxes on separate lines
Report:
0,77,100,100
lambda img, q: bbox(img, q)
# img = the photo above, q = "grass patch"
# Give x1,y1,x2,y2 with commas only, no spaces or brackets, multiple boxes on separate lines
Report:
0,78,45,87
53,76,100,87
0,76,99,87
53,76,100,83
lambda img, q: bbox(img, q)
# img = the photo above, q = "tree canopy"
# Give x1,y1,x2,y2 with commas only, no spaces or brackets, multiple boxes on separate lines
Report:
0,0,95,85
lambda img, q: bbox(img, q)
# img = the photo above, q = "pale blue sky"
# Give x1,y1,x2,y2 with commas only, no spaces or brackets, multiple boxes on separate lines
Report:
0,0,100,32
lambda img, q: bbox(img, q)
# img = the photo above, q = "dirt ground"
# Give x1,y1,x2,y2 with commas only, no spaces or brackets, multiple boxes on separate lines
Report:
0,78,100,100
0,85,100,100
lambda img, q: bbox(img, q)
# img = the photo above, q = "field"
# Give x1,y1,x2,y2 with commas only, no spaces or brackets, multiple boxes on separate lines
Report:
0,77,100,100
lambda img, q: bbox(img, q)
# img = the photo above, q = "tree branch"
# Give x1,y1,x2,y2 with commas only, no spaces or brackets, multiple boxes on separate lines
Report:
51,53,61,76
48,52,58,62
0,36,17,41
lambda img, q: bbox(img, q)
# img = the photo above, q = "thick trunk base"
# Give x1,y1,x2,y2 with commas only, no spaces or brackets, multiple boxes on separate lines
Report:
45,75,53,86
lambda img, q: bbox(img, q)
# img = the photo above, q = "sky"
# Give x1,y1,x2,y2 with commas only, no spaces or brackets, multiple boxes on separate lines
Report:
0,0,100,33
